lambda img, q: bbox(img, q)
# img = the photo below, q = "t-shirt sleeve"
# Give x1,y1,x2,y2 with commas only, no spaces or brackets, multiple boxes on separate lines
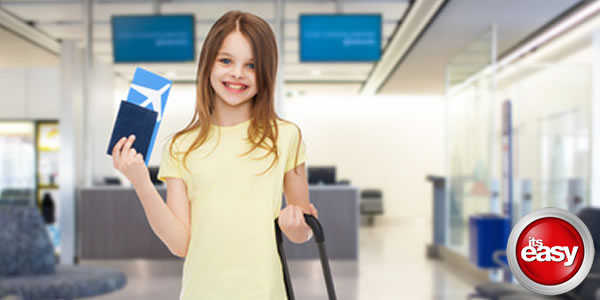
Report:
284,126,307,173
157,140,184,182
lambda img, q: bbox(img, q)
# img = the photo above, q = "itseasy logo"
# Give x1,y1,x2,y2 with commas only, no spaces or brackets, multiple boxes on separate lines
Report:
507,208,594,296
520,237,578,266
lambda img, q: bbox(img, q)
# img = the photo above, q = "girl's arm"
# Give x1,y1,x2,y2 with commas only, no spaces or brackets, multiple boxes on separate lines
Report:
112,135,190,257
280,163,318,244
133,177,191,257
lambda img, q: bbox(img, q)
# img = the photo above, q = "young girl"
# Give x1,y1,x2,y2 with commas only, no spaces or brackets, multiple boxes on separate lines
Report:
111,10,317,300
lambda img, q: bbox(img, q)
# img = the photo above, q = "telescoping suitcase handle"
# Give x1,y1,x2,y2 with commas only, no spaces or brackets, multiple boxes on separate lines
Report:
274,213,337,300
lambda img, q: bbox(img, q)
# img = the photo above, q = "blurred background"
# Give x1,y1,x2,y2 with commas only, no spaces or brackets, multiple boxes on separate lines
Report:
1,0,600,299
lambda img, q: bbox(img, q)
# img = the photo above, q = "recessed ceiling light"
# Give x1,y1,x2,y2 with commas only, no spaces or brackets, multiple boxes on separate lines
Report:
311,70,321,76
166,71,176,78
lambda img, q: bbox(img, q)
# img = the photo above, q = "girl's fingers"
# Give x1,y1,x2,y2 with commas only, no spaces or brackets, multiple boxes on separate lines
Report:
282,206,292,226
310,203,318,218
292,205,300,225
121,135,135,156
128,148,137,160
296,206,305,226
281,204,312,228
289,205,296,223
112,137,126,160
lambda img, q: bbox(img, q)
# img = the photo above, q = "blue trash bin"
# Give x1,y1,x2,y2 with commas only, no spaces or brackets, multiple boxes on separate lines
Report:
469,214,511,268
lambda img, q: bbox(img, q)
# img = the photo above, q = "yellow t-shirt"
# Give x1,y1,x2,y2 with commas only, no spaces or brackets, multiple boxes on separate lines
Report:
157,118,306,300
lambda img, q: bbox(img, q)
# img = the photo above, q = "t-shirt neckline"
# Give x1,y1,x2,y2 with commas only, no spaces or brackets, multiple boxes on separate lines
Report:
211,118,252,131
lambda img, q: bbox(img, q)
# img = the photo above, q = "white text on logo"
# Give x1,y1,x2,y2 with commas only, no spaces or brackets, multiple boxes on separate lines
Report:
520,237,579,267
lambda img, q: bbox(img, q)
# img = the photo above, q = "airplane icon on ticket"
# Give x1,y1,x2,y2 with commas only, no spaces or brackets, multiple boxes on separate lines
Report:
130,82,171,122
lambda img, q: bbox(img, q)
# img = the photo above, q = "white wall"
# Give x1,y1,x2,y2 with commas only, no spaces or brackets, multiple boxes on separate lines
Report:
0,54,120,187
135,85,446,221
0,68,61,119
284,95,445,222
88,57,118,184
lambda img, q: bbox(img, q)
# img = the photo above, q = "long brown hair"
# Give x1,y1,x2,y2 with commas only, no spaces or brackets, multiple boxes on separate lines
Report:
166,10,301,176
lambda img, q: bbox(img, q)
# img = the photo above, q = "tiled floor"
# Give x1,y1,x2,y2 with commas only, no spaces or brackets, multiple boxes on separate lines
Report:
83,218,477,300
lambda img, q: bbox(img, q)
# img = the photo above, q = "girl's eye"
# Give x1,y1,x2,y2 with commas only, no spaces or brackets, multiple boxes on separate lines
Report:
248,63,255,69
219,58,231,64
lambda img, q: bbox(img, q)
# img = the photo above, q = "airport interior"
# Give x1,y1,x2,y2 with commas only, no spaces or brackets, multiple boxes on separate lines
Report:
2,0,600,299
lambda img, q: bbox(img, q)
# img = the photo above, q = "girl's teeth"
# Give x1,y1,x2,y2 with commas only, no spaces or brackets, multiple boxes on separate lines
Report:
226,82,245,90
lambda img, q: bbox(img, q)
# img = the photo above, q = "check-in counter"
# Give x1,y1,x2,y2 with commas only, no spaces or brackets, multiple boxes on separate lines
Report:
77,186,171,260
77,185,359,260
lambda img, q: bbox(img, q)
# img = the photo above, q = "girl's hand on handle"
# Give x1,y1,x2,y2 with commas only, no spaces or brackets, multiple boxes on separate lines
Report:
278,203,318,243
112,134,150,188
308,203,318,219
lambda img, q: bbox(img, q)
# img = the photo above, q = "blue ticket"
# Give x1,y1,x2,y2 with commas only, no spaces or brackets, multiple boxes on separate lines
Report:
126,67,172,165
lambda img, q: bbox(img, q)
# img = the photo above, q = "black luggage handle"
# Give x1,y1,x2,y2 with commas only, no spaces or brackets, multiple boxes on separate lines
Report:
274,214,337,300
275,214,325,243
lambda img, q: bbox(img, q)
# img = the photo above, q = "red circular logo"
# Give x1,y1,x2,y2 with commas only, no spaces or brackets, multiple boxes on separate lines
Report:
515,217,585,285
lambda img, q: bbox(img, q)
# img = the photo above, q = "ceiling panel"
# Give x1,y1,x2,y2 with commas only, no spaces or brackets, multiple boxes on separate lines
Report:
161,2,275,20
94,3,155,20
378,0,584,95
5,3,153,21
284,2,336,17
341,2,408,20
2,0,584,96
4,3,82,21
0,0,409,92
0,25,58,67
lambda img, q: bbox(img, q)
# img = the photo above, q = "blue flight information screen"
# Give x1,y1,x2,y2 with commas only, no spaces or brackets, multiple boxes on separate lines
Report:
300,14,382,62
112,14,195,63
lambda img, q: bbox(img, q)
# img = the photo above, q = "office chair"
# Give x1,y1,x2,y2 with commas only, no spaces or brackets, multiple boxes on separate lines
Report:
360,189,383,226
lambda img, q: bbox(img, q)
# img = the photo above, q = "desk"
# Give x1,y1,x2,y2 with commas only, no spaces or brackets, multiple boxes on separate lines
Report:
78,185,359,260
78,186,171,259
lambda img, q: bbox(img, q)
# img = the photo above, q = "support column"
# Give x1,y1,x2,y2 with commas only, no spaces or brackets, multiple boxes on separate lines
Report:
274,0,285,117
82,0,93,187
59,41,83,265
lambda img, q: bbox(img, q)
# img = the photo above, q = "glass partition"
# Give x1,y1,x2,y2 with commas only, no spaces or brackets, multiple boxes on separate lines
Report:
495,63,592,217
445,28,497,254
447,74,495,254
446,61,593,256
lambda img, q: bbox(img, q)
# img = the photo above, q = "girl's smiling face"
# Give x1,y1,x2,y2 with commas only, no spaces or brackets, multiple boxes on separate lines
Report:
210,30,258,108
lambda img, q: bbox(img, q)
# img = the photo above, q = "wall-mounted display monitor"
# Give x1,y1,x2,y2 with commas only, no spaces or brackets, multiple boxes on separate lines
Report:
111,14,195,63
300,14,382,62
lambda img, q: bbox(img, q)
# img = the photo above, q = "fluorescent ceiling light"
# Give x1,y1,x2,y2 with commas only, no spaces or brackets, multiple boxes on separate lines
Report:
449,1,600,96
361,0,445,95
497,1,600,69
0,8,60,55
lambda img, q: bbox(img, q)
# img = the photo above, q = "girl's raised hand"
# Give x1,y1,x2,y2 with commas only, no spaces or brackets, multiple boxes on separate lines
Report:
112,135,150,187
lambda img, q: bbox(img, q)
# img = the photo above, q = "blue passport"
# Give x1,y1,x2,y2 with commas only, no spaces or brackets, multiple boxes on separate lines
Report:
126,67,172,165
106,100,158,165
